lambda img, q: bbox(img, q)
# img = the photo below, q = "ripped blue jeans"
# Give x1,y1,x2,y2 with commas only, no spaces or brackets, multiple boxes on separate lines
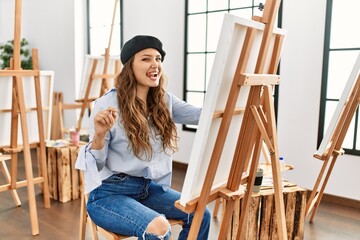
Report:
87,173,211,240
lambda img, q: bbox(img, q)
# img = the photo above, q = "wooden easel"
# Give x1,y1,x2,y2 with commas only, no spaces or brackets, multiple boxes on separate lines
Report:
75,0,121,132
306,53,360,222
0,0,50,236
175,1,288,239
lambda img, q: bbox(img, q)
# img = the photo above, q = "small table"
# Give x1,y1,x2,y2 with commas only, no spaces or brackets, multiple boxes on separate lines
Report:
42,142,85,203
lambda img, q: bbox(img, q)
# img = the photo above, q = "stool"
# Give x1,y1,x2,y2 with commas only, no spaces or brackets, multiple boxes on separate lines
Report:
79,171,183,240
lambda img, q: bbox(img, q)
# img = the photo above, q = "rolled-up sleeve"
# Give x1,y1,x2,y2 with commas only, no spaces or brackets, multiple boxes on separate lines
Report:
87,145,107,171
75,89,116,193
75,142,102,194
167,92,202,125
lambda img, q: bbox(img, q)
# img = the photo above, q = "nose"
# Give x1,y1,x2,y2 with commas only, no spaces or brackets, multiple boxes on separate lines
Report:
150,59,158,68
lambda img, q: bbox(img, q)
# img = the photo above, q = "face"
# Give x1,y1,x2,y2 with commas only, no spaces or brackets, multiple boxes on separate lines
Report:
132,48,163,98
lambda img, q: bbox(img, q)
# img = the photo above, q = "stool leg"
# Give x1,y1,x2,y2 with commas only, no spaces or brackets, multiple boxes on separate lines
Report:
86,196,100,240
79,191,87,240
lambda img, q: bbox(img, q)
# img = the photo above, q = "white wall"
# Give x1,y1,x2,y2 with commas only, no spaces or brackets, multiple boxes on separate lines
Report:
1,0,358,201
279,0,360,200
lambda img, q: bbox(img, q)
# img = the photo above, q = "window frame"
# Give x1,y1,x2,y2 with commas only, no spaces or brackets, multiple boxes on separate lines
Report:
183,0,282,132
87,0,123,56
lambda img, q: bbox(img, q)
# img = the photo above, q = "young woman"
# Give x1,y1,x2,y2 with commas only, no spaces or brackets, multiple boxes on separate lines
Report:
76,35,210,239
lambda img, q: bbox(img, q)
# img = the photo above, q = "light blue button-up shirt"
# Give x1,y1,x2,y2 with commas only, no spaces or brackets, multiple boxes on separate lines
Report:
75,88,201,194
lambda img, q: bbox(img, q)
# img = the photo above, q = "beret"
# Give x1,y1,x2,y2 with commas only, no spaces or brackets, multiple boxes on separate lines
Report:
120,35,166,64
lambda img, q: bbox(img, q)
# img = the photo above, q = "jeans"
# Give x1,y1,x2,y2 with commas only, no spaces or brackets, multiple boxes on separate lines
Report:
87,173,211,240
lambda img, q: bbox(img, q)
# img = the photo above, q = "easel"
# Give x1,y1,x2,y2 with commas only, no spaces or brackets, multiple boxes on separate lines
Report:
175,1,288,239
306,53,360,222
75,0,121,132
0,0,50,236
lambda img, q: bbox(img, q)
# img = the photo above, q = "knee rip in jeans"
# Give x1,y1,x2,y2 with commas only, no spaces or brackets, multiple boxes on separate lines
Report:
142,215,171,239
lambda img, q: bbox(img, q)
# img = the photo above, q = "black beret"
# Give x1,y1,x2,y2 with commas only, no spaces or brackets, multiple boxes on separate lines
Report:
120,35,166,64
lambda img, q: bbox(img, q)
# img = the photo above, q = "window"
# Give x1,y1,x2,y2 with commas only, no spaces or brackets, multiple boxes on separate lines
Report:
184,0,279,130
318,0,360,155
87,0,123,56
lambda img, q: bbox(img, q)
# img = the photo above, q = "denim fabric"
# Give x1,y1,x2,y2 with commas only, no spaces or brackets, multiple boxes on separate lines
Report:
87,173,211,240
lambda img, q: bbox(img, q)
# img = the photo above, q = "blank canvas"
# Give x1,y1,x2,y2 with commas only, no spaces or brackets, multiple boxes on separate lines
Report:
316,52,360,157
179,14,286,207
0,71,54,147
78,55,120,100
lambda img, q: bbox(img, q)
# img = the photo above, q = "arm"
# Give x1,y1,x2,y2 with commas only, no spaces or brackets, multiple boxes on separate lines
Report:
87,93,118,170
75,106,116,192
168,92,202,125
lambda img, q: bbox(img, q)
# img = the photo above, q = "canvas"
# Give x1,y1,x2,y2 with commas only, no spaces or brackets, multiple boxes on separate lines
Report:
179,13,286,207
77,55,121,101
0,71,54,147
316,52,360,158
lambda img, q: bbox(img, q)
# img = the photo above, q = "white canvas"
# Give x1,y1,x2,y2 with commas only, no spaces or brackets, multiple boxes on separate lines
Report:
0,71,54,147
179,14,286,207
78,55,120,100
316,52,360,157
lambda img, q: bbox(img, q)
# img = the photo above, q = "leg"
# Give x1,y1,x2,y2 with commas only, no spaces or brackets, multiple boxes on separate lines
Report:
86,174,171,239
141,182,211,240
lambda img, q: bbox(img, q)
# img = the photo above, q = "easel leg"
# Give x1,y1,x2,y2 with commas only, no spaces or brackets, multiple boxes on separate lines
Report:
187,203,207,238
269,151,287,238
219,199,237,238
263,86,287,240
32,49,51,209
306,159,329,216
38,146,51,208
235,133,262,240
16,75,40,235
307,155,338,222
212,198,222,218
0,158,21,206
24,148,40,235
10,85,19,190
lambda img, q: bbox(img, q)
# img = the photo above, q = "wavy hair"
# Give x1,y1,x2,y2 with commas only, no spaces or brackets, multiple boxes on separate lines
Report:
115,56,178,160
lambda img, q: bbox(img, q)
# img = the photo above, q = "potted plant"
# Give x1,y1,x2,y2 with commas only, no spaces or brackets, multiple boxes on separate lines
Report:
0,38,33,69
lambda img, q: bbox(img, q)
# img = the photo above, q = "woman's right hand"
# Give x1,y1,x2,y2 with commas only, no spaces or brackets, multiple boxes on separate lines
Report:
91,107,117,149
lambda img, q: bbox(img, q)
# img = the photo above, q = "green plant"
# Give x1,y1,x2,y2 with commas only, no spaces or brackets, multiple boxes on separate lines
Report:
0,38,33,69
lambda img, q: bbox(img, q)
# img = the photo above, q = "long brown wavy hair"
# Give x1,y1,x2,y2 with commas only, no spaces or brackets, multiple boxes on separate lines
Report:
115,56,178,161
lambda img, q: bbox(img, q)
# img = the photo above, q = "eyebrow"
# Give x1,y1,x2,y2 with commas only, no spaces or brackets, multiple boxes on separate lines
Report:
141,53,161,58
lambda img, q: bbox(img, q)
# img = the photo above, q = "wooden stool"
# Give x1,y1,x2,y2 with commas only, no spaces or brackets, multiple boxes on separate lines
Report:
79,172,183,240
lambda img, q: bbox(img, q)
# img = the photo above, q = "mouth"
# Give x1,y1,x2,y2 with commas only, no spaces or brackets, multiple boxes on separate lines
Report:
146,71,159,80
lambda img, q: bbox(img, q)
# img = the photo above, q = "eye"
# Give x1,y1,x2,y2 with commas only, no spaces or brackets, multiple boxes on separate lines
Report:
156,57,162,61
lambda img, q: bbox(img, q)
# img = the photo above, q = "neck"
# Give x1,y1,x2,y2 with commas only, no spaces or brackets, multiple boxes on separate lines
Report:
136,86,149,103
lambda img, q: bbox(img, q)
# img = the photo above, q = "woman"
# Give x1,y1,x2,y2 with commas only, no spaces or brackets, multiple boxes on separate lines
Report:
76,35,210,239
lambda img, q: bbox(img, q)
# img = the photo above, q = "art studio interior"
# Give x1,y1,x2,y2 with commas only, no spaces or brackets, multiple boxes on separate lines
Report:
0,0,359,239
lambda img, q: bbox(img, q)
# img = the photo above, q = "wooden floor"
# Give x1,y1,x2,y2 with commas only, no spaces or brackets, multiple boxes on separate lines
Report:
1,153,360,239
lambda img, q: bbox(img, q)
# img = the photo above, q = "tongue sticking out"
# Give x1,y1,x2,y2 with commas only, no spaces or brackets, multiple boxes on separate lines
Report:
147,72,158,79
